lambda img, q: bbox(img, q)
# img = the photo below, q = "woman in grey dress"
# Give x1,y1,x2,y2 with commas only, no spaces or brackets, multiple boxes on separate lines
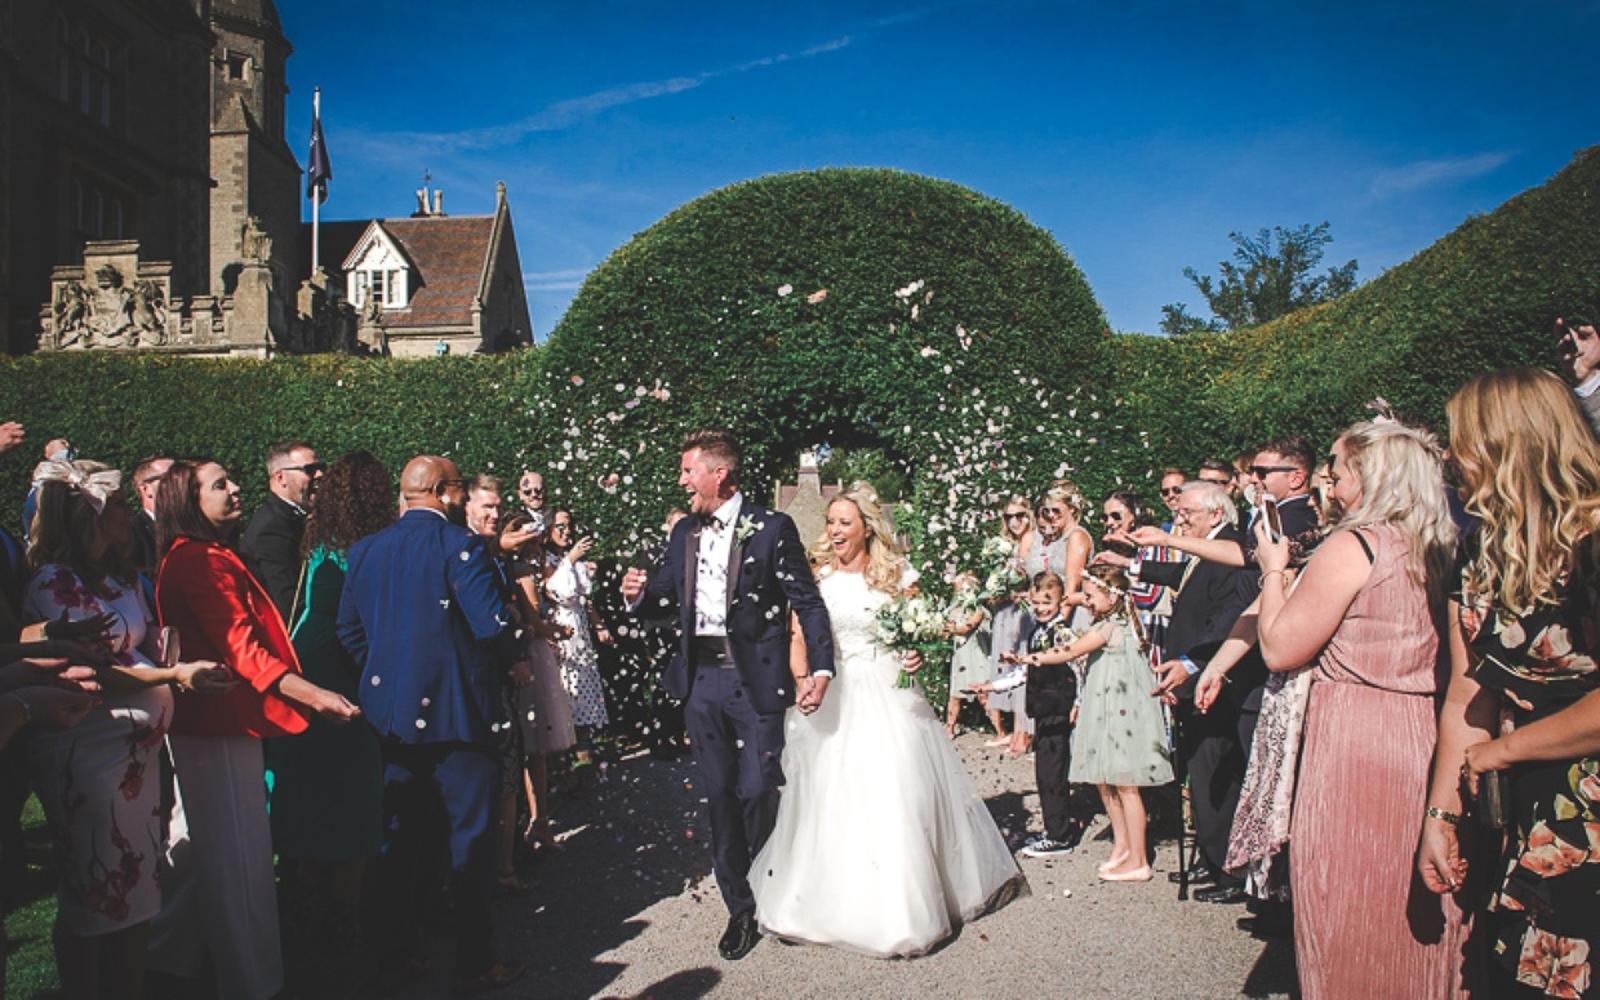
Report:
988,496,1035,753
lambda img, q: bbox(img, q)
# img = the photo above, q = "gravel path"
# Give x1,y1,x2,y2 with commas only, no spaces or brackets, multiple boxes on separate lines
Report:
397,733,1297,999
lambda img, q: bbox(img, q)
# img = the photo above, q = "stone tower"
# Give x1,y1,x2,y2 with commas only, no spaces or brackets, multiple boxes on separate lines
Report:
208,0,301,295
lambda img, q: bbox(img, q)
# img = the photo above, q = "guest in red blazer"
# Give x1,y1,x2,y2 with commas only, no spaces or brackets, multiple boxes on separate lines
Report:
147,459,358,1000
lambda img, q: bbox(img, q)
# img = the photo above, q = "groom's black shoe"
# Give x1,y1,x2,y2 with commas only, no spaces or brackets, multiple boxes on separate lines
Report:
718,912,761,961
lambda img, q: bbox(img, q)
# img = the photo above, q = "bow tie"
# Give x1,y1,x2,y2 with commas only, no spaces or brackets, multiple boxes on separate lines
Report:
699,513,725,531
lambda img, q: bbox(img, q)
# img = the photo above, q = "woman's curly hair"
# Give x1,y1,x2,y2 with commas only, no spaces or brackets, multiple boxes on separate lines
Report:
302,450,396,556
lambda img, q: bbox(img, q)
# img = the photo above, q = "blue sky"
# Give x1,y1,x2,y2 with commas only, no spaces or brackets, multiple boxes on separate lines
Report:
280,0,1598,338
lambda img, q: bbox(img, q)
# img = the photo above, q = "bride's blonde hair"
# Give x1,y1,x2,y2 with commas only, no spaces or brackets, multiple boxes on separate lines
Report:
813,481,908,595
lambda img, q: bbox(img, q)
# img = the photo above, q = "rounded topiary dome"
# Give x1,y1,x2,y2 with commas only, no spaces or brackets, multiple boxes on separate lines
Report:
545,168,1107,470
528,168,1137,600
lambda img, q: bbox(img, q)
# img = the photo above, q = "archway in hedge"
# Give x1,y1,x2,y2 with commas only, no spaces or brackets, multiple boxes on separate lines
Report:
536,168,1140,573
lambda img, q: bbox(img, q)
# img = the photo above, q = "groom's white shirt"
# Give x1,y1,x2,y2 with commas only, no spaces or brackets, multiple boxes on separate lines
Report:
694,492,743,637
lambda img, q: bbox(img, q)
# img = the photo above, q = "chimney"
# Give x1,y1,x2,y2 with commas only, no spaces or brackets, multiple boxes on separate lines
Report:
413,189,428,218
432,190,444,216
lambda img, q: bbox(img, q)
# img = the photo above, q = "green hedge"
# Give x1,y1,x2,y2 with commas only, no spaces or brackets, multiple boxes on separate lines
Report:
1113,145,1600,469
3,151,1597,594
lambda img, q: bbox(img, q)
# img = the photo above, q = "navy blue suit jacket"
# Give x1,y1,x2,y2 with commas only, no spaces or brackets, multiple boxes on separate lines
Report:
337,508,518,745
639,501,833,715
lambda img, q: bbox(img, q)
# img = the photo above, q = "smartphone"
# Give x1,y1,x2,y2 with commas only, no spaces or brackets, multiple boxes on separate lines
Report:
157,626,180,668
1256,497,1283,543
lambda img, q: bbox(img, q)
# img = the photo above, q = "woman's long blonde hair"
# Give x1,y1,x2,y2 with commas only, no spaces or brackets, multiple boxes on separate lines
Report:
814,481,908,595
1447,367,1600,612
1332,419,1457,604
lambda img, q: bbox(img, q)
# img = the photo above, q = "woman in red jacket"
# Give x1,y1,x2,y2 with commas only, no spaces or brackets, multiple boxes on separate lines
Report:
147,459,358,1000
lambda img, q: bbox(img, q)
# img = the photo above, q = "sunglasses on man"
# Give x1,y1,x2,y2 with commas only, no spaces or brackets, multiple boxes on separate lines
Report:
281,463,327,476
1249,465,1297,477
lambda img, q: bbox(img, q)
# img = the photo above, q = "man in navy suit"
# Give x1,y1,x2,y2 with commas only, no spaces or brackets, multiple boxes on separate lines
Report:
622,429,833,961
337,456,526,993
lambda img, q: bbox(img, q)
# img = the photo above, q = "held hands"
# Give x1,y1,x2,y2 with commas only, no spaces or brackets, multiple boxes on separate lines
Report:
620,567,648,604
796,674,830,715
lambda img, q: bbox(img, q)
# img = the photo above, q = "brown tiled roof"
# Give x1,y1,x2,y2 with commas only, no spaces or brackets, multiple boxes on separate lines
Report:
378,216,493,329
301,215,495,330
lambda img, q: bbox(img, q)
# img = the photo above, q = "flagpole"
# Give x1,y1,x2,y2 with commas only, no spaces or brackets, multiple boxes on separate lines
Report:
310,87,321,280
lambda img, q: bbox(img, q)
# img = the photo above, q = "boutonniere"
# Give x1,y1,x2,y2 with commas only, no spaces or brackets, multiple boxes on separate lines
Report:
734,514,762,547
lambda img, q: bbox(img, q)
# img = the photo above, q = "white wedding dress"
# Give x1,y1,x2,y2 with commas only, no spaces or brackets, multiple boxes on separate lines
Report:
749,567,1025,958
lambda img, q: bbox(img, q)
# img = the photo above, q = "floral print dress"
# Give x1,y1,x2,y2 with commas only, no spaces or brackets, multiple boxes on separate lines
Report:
1457,539,1600,999
23,564,173,934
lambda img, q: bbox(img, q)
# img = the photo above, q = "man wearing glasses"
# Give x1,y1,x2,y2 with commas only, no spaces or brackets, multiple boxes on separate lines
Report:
517,470,546,530
1245,437,1319,543
241,440,325,620
129,452,175,576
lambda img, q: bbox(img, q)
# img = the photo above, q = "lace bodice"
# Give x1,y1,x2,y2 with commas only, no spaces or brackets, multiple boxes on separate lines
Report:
819,566,919,687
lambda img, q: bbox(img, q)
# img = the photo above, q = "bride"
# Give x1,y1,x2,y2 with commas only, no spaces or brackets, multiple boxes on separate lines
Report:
749,482,1026,958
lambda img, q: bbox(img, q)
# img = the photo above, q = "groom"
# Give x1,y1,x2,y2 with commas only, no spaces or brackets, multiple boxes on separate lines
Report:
622,429,834,960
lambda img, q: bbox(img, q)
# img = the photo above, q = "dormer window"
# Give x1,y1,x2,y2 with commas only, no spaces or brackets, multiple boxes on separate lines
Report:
343,224,413,311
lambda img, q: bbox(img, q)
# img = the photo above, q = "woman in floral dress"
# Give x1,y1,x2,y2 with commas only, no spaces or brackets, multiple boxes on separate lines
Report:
23,459,229,1000
1422,368,1600,998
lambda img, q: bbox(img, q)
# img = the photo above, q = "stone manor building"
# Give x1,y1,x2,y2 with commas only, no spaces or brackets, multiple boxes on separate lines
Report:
0,0,529,357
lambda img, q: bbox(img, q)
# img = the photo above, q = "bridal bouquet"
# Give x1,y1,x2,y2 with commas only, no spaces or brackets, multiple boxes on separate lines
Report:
875,594,948,689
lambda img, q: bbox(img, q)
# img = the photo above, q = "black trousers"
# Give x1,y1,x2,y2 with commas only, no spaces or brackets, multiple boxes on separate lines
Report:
1034,714,1076,841
1181,704,1247,883
683,663,786,915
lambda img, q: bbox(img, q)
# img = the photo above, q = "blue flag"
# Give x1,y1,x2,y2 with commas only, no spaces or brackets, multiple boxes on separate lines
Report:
307,106,331,203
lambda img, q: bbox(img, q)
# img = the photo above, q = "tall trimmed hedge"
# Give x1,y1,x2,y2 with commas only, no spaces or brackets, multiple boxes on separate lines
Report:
1115,145,1600,468
2,150,1597,579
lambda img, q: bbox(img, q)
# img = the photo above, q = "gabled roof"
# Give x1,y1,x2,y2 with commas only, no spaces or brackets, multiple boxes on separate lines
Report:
379,216,495,329
303,214,496,330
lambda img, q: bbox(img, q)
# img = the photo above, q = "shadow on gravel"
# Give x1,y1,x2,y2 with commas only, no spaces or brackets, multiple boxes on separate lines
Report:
394,751,716,999
1242,936,1298,998
606,965,721,999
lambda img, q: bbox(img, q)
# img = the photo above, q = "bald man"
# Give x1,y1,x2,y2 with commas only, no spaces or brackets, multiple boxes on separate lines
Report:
337,456,525,992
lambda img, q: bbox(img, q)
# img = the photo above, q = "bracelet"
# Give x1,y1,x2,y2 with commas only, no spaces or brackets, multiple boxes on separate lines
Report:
2,693,31,726
1259,569,1289,587
1425,806,1461,827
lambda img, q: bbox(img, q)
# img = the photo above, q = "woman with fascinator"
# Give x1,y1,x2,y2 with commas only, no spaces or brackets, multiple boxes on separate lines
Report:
20,458,233,1000
749,482,1025,958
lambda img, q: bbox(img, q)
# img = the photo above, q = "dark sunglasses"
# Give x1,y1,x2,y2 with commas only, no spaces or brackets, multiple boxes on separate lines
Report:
1159,486,1183,497
1003,512,1029,521
1249,465,1297,477
281,462,327,475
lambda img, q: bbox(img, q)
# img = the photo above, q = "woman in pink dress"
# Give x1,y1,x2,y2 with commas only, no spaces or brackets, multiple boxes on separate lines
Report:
1253,419,1476,999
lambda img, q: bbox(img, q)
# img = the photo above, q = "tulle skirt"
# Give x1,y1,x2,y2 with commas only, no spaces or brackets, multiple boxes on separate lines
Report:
750,646,1025,958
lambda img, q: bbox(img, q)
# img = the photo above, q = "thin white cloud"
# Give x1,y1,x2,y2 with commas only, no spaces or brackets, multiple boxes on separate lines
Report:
524,267,590,292
1370,150,1514,197
389,27,876,153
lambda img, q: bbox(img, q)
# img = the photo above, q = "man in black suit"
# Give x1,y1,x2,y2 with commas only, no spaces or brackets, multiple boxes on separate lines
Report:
621,430,833,961
129,453,175,577
1133,482,1257,903
240,441,323,621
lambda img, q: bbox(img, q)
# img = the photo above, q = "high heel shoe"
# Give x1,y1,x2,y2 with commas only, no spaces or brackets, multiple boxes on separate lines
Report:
1099,865,1153,883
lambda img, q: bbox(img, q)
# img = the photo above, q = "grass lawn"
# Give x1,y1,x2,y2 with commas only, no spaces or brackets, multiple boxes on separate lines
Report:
6,795,60,999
